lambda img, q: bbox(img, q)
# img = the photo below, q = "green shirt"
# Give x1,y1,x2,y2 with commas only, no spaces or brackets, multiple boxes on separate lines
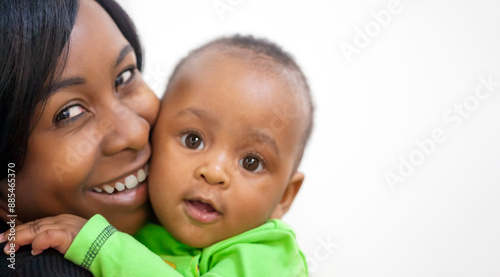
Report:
65,215,308,276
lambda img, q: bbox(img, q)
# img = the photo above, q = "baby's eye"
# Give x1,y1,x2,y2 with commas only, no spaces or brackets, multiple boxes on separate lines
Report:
55,105,86,122
115,68,135,87
180,133,205,150
239,155,264,172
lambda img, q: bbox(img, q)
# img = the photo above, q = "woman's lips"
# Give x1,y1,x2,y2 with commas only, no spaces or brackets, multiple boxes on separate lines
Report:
184,199,222,224
86,179,148,208
90,164,149,194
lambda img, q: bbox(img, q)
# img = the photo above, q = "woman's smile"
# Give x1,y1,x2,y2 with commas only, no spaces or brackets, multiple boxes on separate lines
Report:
0,0,160,235
89,163,149,194
87,178,148,208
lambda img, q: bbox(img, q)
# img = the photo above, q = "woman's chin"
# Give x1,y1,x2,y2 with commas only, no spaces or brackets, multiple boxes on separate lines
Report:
86,179,150,234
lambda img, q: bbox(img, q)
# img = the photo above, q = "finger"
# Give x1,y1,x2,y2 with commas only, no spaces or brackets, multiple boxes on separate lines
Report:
31,229,73,255
13,217,57,234
3,237,21,255
1,214,85,254
3,228,29,254
1,219,48,244
9,214,78,236
2,221,61,254
0,218,38,243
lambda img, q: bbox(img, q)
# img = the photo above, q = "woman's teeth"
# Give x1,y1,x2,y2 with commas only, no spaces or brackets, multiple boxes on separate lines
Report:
103,185,115,193
137,169,146,182
115,182,125,191
92,165,148,194
125,175,138,189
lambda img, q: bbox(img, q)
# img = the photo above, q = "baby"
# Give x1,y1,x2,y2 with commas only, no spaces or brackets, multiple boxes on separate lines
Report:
4,35,314,276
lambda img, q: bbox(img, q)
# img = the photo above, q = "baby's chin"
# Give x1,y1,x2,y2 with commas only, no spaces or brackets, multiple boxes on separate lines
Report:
164,213,268,248
183,239,215,249
175,229,227,249
169,224,236,248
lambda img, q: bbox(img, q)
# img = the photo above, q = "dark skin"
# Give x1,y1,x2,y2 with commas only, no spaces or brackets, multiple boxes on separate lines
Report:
149,52,306,248
0,0,159,235
1,50,309,256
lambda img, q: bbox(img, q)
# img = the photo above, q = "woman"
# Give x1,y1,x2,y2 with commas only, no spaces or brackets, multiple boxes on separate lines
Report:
0,0,159,275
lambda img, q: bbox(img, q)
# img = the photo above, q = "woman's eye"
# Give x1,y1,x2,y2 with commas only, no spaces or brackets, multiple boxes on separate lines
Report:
180,133,205,150
55,105,86,122
239,155,264,172
115,68,135,87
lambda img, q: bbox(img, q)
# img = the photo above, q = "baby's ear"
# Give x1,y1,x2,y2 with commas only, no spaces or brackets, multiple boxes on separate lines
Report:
270,172,304,219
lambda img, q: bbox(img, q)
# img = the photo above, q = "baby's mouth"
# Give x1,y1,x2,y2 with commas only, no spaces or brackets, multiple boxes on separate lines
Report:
186,199,218,213
90,164,149,194
184,198,222,224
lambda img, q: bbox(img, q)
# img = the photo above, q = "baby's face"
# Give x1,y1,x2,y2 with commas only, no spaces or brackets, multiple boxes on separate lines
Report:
149,53,305,248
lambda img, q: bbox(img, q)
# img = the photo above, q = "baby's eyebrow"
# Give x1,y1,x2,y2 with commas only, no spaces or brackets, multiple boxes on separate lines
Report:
247,130,280,158
175,107,219,125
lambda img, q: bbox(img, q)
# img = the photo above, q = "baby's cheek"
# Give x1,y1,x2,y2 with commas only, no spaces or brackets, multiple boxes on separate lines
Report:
236,197,272,226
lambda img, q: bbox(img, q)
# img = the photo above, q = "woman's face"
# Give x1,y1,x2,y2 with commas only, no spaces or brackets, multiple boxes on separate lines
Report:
3,0,159,234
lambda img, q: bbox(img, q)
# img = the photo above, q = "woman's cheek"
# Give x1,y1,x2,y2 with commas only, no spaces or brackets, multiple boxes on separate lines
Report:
14,159,83,221
44,141,97,185
17,134,96,210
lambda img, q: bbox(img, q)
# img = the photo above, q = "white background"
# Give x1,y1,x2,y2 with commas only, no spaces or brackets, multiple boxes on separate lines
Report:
117,1,500,276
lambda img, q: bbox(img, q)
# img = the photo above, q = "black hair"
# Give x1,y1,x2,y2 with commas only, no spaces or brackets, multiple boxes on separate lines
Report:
167,35,314,166
0,0,144,180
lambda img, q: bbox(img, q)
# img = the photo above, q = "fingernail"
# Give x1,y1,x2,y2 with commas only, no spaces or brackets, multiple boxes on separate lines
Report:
31,250,38,256
0,233,4,242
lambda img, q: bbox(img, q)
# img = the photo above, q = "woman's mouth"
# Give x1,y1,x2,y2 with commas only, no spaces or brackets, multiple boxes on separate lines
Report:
90,164,149,194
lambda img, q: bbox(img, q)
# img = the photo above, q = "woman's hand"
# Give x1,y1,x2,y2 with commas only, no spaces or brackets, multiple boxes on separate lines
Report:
0,214,87,255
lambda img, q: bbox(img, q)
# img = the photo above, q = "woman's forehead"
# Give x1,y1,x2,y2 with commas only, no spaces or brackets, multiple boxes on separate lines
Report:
63,0,129,75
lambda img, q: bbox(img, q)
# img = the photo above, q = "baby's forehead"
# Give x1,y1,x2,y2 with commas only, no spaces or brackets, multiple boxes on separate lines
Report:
173,55,302,109
167,47,309,125
176,47,300,93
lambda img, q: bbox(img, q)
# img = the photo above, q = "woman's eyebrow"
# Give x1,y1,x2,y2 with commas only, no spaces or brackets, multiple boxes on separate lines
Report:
51,77,86,93
49,45,133,94
115,44,133,67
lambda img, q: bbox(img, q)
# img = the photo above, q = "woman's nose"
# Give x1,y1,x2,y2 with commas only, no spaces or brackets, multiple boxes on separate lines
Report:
100,103,150,155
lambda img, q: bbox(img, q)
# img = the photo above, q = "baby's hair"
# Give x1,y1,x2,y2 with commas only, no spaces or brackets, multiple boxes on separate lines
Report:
167,35,314,169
